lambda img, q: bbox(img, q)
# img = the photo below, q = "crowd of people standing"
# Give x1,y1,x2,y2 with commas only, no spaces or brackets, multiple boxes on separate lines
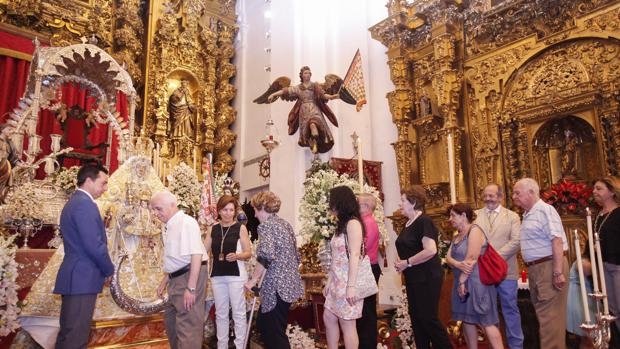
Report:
51,163,620,349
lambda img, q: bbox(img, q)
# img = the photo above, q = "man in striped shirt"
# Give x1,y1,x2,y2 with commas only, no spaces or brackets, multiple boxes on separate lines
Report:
512,178,569,349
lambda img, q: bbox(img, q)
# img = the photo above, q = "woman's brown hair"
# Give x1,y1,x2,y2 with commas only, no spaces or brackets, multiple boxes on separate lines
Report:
594,176,620,205
446,203,476,223
216,195,238,218
401,185,426,210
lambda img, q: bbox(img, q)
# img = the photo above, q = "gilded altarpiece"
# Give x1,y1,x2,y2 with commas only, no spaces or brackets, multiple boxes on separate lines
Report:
371,0,620,240
143,0,237,175
0,0,238,176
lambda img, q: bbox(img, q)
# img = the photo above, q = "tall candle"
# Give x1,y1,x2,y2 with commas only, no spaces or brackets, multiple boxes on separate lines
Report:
574,230,591,323
357,137,363,190
595,232,609,314
447,132,456,204
586,208,599,292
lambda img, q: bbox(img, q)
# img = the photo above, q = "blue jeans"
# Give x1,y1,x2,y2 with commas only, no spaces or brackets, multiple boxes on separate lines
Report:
497,279,524,349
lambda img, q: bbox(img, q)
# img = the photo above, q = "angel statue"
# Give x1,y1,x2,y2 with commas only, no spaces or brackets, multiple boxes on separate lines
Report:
254,66,357,153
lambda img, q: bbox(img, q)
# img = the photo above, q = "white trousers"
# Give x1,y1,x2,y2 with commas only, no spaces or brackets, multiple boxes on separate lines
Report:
211,276,247,349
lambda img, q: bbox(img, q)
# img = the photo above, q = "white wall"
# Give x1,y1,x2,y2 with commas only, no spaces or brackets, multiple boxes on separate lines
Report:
233,0,402,304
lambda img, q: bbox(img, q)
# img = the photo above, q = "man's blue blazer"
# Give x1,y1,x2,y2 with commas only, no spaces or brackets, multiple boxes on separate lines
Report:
53,190,115,295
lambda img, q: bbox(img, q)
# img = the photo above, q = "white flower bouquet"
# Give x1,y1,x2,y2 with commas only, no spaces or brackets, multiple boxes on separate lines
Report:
168,162,202,217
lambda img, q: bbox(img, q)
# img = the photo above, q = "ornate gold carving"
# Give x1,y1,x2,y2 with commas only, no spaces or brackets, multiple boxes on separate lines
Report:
374,0,620,210
143,1,237,175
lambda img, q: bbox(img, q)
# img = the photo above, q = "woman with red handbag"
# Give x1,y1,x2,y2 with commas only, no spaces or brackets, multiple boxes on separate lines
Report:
445,203,504,349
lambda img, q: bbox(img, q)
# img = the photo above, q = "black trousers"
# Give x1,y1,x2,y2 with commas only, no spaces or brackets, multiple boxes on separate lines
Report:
257,293,291,349
55,294,97,349
357,263,382,349
405,276,452,349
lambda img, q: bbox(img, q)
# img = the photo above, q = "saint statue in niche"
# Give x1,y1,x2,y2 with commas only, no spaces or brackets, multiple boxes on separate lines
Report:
420,95,432,117
253,66,358,153
168,79,196,141
561,129,579,178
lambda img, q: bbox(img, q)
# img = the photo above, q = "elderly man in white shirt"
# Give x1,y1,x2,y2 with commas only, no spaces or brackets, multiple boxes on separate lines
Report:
152,191,208,349
512,178,569,349
474,183,523,349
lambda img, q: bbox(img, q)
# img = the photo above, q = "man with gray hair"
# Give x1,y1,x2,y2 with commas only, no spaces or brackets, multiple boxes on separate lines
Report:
151,191,208,349
512,178,569,349
474,183,523,349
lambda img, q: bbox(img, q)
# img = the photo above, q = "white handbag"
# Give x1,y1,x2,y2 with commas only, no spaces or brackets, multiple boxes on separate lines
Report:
344,234,379,299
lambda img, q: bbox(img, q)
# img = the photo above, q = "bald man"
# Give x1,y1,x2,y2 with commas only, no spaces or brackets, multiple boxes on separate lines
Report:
513,178,569,349
356,193,382,349
152,191,208,349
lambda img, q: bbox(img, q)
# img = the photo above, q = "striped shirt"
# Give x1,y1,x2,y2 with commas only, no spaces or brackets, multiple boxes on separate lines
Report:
520,199,568,263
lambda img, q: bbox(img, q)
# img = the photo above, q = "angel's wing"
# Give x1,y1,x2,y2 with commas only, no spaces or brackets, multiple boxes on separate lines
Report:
253,77,293,104
321,74,357,105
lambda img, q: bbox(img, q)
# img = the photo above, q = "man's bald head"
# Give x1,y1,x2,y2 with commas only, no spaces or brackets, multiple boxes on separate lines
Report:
150,190,179,223
358,193,377,216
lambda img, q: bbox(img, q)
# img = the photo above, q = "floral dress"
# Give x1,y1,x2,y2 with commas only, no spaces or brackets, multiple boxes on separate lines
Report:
324,233,363,320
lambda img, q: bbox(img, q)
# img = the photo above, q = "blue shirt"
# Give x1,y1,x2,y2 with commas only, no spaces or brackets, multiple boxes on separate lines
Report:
520,199,568,262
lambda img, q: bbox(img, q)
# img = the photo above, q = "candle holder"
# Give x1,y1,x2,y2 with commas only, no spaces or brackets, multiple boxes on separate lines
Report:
7,217,44,249
50,134,62,152
582,292,617,348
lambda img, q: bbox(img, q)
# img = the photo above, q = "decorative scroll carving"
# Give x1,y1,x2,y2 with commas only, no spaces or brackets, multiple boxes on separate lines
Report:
464,0,617,56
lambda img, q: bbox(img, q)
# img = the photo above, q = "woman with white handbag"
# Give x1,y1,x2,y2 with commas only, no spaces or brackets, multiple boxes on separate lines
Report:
323,186,378,349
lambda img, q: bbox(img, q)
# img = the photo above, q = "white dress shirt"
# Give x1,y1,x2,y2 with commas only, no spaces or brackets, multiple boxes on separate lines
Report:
162,210,207,273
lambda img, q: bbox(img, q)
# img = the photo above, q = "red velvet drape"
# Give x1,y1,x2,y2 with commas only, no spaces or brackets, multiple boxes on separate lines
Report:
0,56,29,122
35,84,128,175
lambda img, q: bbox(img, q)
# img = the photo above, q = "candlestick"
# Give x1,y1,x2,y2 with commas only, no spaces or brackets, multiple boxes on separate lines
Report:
44,158,55,176
586,207,600,292
26,118,37,136
50,134,62,152
447,132,456,204
27,134,42,155
357,137,363,191
595,232,610,314
574,230,592,323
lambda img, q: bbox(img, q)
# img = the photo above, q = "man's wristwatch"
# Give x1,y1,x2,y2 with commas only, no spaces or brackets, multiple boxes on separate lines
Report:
407,258,412,268
186,287,196,293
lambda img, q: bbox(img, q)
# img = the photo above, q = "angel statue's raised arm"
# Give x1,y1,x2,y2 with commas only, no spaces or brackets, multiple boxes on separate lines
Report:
253,66,356,154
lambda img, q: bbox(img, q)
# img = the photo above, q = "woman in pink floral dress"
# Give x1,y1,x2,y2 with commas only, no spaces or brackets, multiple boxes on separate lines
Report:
323,186,365,349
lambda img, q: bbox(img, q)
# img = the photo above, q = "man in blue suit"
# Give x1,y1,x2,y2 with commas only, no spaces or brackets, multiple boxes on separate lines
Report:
53,164,114,349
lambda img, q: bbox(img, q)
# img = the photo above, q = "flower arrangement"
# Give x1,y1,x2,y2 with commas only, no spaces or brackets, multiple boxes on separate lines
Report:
391,286,414,348
50,166,80,193
541,179,594,215
0,234,20,336
2,182,45,220
298,160,389,247
167,162,202,217
286,324,318,349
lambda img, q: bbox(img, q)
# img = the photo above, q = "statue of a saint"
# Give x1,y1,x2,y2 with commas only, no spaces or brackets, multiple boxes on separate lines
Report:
168,79,196,141
561,129,579,178
420,95,432,117
253,66,358,153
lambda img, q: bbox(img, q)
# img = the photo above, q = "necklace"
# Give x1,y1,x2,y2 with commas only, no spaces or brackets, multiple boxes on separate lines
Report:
594,207,616,235
219,223,233,261
405,211,421,227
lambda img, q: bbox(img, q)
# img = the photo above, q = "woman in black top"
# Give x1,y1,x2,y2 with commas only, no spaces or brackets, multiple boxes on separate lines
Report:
204,195,252,349
593,176,620,339
394,185,452,349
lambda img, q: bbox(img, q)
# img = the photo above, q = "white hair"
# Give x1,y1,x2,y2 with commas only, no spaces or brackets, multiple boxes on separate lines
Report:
150,190,178,206
516,178,540,198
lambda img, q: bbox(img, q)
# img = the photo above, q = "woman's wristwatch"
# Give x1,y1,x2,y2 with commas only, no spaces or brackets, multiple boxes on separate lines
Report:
406,258,412,268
